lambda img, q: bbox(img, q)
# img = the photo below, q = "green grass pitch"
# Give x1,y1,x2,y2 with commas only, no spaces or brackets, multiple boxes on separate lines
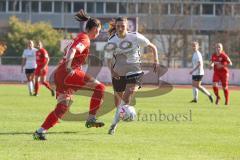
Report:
0,84,239,160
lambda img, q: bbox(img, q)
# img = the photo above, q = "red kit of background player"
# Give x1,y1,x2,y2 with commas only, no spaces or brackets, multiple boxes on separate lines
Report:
34,41,54,96
210,43,232,105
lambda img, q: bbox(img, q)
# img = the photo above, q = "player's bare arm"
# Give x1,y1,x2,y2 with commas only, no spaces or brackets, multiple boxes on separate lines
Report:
227,57,232,66
66,48,76,74
209,60,215,69
147,42,159,73
41,54,49,72
190,61,200,75
21,57,26,73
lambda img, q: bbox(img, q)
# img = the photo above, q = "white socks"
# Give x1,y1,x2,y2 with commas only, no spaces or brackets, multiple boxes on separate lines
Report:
192,87,198,101
87,114,96,121
111,100,125,125
27,81,34,94
37,127,46,133
111,108,120,125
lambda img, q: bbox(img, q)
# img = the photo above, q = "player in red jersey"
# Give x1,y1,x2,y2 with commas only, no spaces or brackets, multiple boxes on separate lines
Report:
210,43,232,105
34,41,55,96
33,10,105,140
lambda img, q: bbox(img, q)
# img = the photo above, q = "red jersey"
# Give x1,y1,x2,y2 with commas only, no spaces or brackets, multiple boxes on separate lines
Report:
36,48,48,68
60,32,90,69
211,51,230,73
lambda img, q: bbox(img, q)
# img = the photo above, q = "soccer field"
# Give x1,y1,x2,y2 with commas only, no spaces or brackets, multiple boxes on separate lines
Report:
0,84,239,160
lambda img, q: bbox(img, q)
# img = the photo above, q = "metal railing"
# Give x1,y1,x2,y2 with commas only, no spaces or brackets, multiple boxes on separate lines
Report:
0,56,239,69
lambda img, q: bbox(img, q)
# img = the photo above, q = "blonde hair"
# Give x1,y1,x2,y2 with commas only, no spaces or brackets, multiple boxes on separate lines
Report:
192,41,199,46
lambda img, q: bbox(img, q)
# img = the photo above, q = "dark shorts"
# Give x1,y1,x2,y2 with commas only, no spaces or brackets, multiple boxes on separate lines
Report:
25,68,35,74
112,72,144,92
192,75,203,81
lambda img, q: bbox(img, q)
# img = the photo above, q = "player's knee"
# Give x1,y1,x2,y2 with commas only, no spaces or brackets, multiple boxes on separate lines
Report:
223,86,228,90
54,102,69,119
213,83,218,87
126,86,135,95
192,83,198,88
95,83,105,93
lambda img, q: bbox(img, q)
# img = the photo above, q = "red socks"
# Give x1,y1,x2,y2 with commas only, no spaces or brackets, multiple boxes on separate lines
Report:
43,81,52,90
40,83,105,131
213,86,219,98
213,86,229,105
223,89,229,104
41,103,69,130
35,81,53,94
35,81,39,94
41,111,58,130
89,83,105,115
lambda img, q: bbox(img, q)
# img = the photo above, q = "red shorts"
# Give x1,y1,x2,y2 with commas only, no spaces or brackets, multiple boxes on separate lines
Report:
54,66,91,96
35,67,48,76
213,71,229,86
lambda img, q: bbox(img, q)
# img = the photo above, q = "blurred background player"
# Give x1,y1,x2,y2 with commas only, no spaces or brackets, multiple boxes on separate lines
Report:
210,43,232,105
33,10,105,140
189,41,213,103
34,41,55,96
106,17,160,135
21,40,37,96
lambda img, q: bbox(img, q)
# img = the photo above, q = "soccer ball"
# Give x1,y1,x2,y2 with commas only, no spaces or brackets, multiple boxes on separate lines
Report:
118,105,136,122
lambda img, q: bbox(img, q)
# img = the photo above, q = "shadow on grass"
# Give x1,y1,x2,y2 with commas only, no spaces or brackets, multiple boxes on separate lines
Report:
0,131,78,135
0,131,108,136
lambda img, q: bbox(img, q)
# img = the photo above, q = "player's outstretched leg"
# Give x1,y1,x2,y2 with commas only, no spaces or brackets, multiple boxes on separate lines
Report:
108,107,120,135
27,81,34,96
43,81,55,97
198,86,213,103
223,84,229,105
42,75,55,97
34,79,39,96
108,83,137,135
33,101,70,140
108,91,124,135
213,83,220,105
85,83,105,128
192,80,213,103
190,87,198,103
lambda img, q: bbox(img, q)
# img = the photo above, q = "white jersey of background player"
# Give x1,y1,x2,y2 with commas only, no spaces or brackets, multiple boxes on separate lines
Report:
192,50,204,76
189,41,213,103
21,40,37,96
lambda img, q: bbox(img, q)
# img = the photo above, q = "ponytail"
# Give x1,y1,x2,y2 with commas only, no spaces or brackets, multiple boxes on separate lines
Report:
74,9,90,22
74,9,101,31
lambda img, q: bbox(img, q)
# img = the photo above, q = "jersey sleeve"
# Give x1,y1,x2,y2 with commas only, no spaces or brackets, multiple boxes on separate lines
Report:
211,54,216,62
42,49,49,58
71,35,89,53
22,50,26,58
196,53,203,63
220,54,230,66
136,32,151,48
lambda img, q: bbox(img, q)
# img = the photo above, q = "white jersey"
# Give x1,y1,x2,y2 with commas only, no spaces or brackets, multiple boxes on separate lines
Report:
192,50,204,75
22,48,37,69
107,32,150,76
